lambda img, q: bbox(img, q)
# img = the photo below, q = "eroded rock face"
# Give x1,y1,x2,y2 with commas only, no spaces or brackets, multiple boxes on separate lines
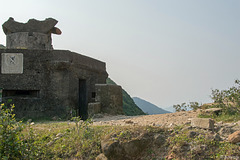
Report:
228,130,240,143
2,17,61,50
101,132,153,160
2,17,61,35
101,140,125,160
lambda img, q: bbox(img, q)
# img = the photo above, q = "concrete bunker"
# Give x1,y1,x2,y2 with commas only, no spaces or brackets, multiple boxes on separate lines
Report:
0,17,123,120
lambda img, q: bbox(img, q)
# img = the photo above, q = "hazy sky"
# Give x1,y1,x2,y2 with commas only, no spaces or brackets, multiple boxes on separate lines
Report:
0,0,239,108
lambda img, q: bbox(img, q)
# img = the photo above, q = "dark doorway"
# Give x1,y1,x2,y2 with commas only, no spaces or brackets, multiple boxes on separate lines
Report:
79,79,88,120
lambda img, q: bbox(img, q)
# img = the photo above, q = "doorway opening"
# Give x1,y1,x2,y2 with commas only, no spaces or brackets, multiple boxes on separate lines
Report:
79,79,88,120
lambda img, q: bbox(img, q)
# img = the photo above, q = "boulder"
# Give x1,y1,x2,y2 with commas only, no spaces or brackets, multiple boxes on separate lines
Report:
101,132,152,160
122,139,148,157
96,153,108,160
101,140,125,160
228,130,240,143
204,108,223,115
191,118,215,130
154,134,166,146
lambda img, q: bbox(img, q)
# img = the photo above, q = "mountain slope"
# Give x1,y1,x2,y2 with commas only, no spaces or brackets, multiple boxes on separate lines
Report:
133,97,171,115
163,106,175,113
0,44,6,49
106,78,145,116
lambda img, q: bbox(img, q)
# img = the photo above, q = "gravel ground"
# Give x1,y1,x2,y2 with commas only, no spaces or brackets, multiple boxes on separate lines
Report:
93,110,200,127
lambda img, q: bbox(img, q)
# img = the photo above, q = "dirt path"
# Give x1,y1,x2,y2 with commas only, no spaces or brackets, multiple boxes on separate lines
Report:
93,110,200,127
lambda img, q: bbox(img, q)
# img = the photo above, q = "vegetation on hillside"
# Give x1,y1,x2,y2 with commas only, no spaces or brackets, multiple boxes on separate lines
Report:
1,103,239,159
1,80,240,159
0,44,6,49
133,97,171,114
106,78,145,116
173,80,240,122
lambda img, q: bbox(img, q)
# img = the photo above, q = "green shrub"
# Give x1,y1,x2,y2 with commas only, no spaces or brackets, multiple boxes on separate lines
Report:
173,102,201,112
211,80,240,111
174,80,240,122
0,103,25,159
0,103,38,159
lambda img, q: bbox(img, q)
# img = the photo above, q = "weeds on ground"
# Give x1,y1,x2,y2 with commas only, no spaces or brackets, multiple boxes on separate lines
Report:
167,126,240,159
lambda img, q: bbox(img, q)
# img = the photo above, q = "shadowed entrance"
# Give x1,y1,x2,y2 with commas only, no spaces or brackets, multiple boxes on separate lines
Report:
79,79,87,120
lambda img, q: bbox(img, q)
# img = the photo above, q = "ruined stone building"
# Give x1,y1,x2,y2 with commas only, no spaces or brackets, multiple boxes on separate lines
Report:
0,18,123,120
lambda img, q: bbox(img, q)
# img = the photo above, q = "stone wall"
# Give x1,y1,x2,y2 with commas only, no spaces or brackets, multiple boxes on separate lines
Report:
95,84,123,115
2,17,61,50
6,32,52,50
88,102,101,117
0,49,108,120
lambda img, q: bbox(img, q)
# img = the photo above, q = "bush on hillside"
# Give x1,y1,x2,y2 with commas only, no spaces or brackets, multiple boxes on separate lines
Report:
0,44,6,49
173,80,240,122
0,102,25,159
211,80,240,111
173,102,200,112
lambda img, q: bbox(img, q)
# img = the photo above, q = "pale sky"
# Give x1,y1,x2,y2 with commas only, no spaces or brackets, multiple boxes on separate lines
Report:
0,0,239,108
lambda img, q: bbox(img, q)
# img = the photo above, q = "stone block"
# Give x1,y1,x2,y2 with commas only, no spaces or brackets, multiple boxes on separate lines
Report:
6,32,52,50
203,108,223,116
191,118,215,130
228,130,240,143
1,53,23,74
88,102,101,117
95,84,123,115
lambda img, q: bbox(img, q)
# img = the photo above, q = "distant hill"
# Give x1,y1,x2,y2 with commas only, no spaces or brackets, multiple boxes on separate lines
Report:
0,44,6,49
132,97,171,115
163,106,175,113
106,78,145,116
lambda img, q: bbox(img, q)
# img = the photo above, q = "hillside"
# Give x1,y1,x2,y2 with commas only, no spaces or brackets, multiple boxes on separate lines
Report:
2,81,240,159
106,78,145,116
163,106,175,113
0,44,6,49
3,107,240,159
133,97,171,115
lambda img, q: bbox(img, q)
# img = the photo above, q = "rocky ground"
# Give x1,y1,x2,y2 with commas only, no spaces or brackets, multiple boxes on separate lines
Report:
92,109,240,160
93,110,199,127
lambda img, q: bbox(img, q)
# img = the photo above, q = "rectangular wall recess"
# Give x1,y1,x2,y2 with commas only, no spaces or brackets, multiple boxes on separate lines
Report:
3,90,40,98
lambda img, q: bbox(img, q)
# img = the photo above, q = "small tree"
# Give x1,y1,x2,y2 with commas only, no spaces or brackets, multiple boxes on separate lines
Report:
173,102,200,112
211,80,240,114
173,103,187,112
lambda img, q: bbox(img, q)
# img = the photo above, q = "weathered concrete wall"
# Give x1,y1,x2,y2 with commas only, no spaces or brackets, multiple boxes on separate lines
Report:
88,102,101,117
6,32,52,50
0,49,108,120
95,84,123,115
3,17,61,50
